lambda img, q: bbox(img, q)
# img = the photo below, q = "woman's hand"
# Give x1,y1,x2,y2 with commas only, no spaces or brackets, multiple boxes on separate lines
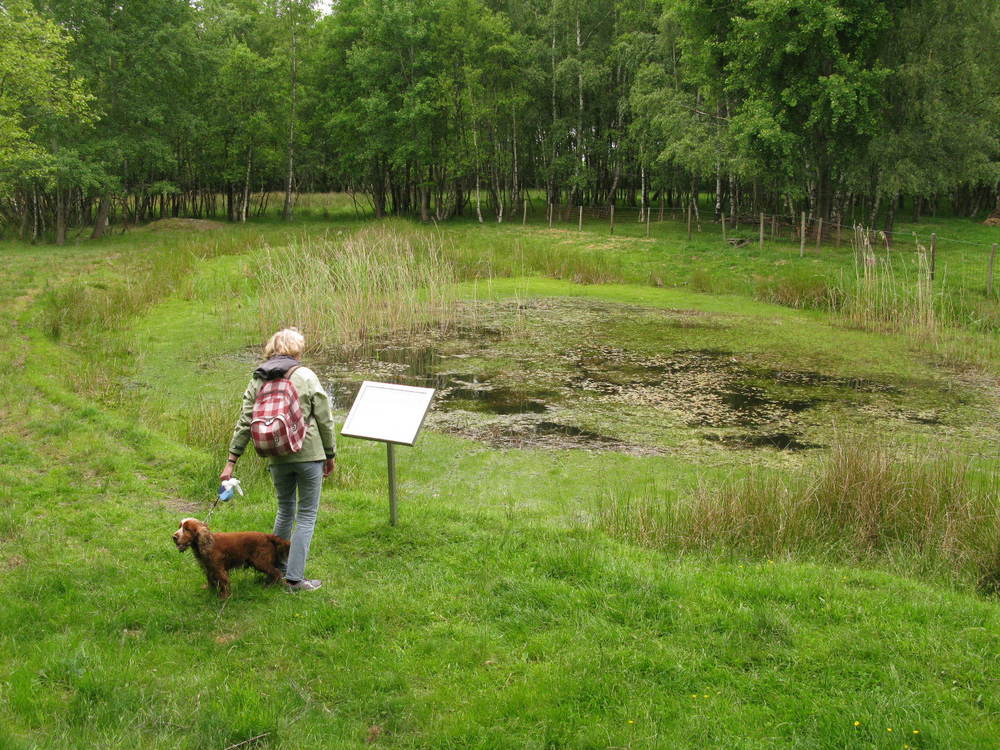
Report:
220,456,237,481
323,457,336,477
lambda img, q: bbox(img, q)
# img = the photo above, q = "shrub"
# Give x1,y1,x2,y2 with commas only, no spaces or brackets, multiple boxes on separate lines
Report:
753,273,839,310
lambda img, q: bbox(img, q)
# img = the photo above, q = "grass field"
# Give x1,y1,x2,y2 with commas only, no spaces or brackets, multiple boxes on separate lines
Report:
0,204,998,749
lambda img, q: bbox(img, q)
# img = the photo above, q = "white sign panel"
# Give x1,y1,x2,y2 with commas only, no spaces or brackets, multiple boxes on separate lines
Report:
340,381,435,446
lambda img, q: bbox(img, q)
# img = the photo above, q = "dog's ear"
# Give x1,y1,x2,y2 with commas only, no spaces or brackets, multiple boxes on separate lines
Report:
187,519,214,552
272,536,291,560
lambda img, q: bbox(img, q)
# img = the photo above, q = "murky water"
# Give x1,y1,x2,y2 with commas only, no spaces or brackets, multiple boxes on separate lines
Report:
315,299,906,454
702,432,823,451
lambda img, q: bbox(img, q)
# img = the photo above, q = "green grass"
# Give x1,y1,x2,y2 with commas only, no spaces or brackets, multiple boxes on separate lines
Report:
1,206,998,748
596,438,1000,589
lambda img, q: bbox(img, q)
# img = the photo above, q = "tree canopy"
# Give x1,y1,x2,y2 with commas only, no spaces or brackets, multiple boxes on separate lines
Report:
2,0,998,240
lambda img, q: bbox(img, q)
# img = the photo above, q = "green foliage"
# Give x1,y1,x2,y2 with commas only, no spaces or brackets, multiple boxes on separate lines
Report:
3,0,999,237
0,0,92,188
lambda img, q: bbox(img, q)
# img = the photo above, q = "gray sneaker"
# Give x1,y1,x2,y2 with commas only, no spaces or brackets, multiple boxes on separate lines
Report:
285,579,322,592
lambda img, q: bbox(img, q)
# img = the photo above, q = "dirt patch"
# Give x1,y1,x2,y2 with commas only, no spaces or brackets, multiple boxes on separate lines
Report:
145,218,226,232
161,497,204,514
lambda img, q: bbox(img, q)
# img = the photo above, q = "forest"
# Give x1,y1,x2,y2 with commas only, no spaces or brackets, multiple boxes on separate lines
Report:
3,0,999,242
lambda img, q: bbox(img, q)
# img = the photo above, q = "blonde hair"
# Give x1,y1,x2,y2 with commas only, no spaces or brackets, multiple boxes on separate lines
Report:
264,328,305,359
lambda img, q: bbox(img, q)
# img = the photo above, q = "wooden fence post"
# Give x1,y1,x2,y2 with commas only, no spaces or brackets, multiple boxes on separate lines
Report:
646,209,651,237
815,217,823,250
687,201,692,241
799,212,806,257
578,204,583,231
547,202,552,229
522,199,527,225
759,212,764,250
930,233,937,281
610,204,615,235
988,243,997,297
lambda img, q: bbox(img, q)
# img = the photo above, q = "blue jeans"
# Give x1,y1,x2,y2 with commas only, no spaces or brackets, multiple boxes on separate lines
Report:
269,460,324,582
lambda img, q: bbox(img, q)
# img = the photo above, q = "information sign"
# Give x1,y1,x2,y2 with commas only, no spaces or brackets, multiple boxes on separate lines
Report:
341,381,435,446
340,381,435,525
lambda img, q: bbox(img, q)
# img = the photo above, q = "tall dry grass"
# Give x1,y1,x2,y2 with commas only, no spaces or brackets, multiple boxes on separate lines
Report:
836,227,937,334
253,225,458,354
827,228,1000,367
595,438,1000,590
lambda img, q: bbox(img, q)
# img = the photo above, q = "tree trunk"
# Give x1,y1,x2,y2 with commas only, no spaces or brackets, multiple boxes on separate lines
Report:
548,11,557,207
282,19,298,221
511,104,520,216
32,185,39,242
715,163,722,219
91,194,111,239
472,127,483,223
18,192,31,240
884,191,897,246
419,169,430,222
574,13,583,206
55,188,66,245
640,163,646,222
868,191,881,229
241,147,253,223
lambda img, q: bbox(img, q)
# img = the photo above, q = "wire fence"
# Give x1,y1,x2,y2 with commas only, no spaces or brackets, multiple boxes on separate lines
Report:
518,199,999,296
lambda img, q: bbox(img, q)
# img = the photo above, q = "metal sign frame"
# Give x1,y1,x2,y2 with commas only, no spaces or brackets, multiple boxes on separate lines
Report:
340,381,435,525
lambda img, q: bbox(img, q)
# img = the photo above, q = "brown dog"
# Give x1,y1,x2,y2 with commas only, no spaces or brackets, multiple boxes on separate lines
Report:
172,518,290,599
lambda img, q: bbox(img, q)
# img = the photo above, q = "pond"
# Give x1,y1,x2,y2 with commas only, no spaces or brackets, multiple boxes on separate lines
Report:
314,298,945,455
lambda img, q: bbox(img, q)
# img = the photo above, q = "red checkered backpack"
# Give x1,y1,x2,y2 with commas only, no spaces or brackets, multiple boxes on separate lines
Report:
250,366,307,456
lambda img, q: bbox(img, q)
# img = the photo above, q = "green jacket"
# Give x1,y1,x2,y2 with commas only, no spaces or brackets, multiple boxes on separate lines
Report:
228,365,337,464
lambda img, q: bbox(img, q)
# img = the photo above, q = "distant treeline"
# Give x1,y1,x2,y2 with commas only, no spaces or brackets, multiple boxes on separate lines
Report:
3,0,998,242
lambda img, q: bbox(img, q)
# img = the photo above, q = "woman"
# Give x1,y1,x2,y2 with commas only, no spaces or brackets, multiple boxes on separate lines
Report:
221,328,337,592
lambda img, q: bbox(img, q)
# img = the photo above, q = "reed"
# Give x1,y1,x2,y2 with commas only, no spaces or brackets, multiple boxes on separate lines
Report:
753,272,842,310
252,224,458,354
594,437,1000,589
836,227,937,334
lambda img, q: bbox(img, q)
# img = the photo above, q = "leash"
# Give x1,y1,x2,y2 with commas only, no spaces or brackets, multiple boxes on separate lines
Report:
205,478,243,525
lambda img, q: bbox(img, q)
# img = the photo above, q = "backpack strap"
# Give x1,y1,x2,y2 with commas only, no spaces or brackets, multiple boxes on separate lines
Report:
283,365,314,424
